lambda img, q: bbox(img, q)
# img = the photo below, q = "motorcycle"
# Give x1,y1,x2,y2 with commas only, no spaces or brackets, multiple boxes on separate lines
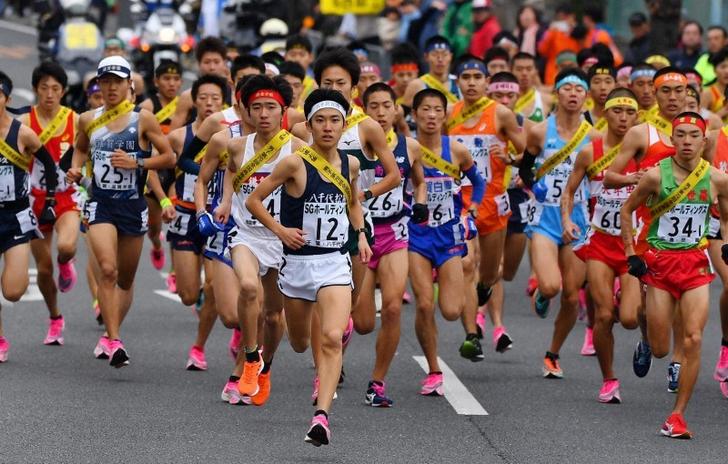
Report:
220,0,275,52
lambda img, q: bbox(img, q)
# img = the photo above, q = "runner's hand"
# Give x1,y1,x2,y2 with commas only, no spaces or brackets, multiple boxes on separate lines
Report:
627,255,648,278
490,143,508,164
358,235,373,264
110,149,137,169
214,201,231,224
66,167,82,184
562,219,579,244
412,203,428,224
722,243,728,265
39,197,56,225
276,226,306,250
197,211,222,237
628,170,645,184
162,205,176,223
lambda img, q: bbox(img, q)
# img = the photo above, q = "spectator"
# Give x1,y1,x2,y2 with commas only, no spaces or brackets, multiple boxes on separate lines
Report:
626,12,651,64
537,3,584,85
378,7,402,50
695,25,728,85
407,0,447,52
514,5,546,57
398,0,421,44
668,20,703,69
440,0,473,58
493,31,520,59
582,5,623,66
468,0,501,60
645,0,682,55
556,50,578,73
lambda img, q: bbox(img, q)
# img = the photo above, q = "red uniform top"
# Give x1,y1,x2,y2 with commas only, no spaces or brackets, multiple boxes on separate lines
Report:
29,106,75,193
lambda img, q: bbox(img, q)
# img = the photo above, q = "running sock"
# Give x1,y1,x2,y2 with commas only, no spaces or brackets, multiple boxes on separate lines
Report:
371,380,383,387
466,333,479,341
476,283,493,306
428,371,443,375
229,375,240,382
50,315,62,320
722,338,728,348
314,409,328,419
245,346,260,362
261,359,272,374
545,351,559,361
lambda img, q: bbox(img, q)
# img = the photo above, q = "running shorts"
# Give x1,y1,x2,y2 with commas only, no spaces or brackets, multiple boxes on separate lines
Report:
0,203,40,254
85,197,148,236
641,248,715,299
166,206,206,254
507,188,530,235
368,216,409,270
525,202,588,247
574,229,629,275
278,251,353,302
30,189,79,234
461,185,510,235
229,226,283,276
203,216,235,267
408,219,466,268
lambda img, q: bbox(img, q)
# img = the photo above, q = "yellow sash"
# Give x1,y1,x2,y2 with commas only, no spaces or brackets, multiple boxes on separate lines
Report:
594,117,607,132
514,88,535,114
155,96,179,123
38,106,72,145
584,96,595,111
297,146,351,202
346,112,369,131
536,120,592,180
86,100,134,136
421,74,458,103
644,112,672,137
0,138,30,171
586,142,621,179
446,97,495,131
302,76,315,100
233,130,291,192
649,158,710,218
419,144,460,179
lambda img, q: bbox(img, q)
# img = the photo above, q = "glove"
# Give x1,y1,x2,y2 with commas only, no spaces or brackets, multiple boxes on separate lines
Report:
462,215,477,241
722,244,728,265
411,203,428,224
532,178,548,203
627,255,648,278
39,198,56,225
197,211,222,237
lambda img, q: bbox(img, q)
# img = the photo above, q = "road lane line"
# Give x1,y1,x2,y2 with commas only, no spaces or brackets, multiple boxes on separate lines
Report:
154,289,182,303
0,19,37,36
413,355,488,416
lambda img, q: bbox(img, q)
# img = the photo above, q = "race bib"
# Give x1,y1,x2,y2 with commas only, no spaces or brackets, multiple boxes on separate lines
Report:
541,167,586,205
0,164,16,202
206,228,226,255
391,215,409,241
592,197,623,235
495,192,510,216
302,201,348,248
15,207,37,234
427,177,454,227
242,184,281,227
657,203,709,245
454,135,495,184
518,197,530,223
526,198,543,225
709,216,721,237
182,173,197,203
168,210,192,236
368,183,404,219
93,150,137,191
31,158,68,192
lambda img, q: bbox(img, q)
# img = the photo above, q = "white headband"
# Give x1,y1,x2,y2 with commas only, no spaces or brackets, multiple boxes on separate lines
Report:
307,100,347,121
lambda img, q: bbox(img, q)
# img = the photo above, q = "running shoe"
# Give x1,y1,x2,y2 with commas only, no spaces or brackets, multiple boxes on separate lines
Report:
667,362,681,393
475,311,486,339
459,335,484,362
476,283,493,306
0,336,9,362
109,339,129,368
577,288,587,321
713,345,728,382
165,272,177,294
251,372,271,406
526,276,538,296
194,288,204,317
150,244,165,271
365,380,393,407
493,326,513,353
339,366,346,386
341,316,354,348
543,354,563,379
720,381,728,399
533,290,550,319
221,379,251,405
185,345,208,371
632,340,652,378
228,328,241,360
43,316,65,346
402,290,412,304
305,414,331,447
660,412,691,439
57,259,77,293
580,327,596,356
93,335,111,359
93,299,103,325
613,277,621,311
598,379,621,404
419,372,444,396
238,357,264,396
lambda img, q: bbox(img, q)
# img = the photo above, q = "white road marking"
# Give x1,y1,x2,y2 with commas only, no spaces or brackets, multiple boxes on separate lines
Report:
0,19,37,36
0,269,44,306
154,289,183,304
413,355,488,416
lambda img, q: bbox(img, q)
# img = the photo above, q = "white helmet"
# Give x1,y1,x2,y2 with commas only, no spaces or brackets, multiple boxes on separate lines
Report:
259,18,288,38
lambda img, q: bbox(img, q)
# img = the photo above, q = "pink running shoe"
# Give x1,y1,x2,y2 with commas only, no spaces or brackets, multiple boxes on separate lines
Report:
577,288,588,321
57,259,77,293
581,327,596,356
150,241,165,270
721,381,728,399
402,291,412,304
0,336,9,362
476,311,486,339
93,335,111,359
713,346,728,382
44,316,65,345
186,345,208,371
165,272,177,294
342,316,354,348
526,276,538,297
108,339,129,368
419,372,444,396
613,278,622,311
598,379,621,403
492,326,513,353
229,328,241,360
305,413,331,446
221,379,251,405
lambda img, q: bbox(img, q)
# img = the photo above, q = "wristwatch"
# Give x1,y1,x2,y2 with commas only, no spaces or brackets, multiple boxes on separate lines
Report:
355,227,367,236
136,157,145,168
363,190,374,201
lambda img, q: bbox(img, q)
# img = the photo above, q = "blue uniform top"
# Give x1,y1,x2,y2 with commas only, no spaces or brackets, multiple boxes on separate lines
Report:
411,136,462,230
0,119,30,208
368,134,412,224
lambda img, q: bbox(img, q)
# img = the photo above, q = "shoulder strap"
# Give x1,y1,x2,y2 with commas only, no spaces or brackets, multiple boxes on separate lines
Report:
649,158,710,219
345,112,369,131
536,119,591,180
86,100,135,136
421,74,458,103
0,134,30,171
155,96,179,123
297,146,351,202
514,88,536,114
419,143,460,179
446,97,494,132
587,140,621,179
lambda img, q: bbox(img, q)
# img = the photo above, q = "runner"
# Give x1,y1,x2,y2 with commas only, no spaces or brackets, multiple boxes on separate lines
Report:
139,60,184,276
585,64,617,132
67,56,175,367
388,43,420,104
483,46,510,76
231,55,266,84
604,66,688,388
246,88,370,446
408,87,484,394
0,71,59,361
511,52,552,123
447,60,525,360
400,36,461,111
620,112,728,438
519,68,592,378
354,82,427,406
218,75,305,405
164,74,227,371
284,34,317,106
685,84,722,130
701,47,728,123
629,64,658,122
17,62,79,345
279,61,306,111
561,88,641,402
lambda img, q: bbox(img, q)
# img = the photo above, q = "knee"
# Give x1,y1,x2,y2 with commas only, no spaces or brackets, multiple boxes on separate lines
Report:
178,288,199,306
652,340,670,359
502,268,517,282
415,300,434,318
379,302,401,325
238,278,259,302
683,331,703,353
56,239,77,261
219,312,238,329
3,283,27,302
594,310,614,329
539,282,560,299
321,328,344,351
354,318,375,335
290,337,310,353
98,262,118,283
619,312,639,330
264,309,281,328
561,291,580,309
462,258,475,277
441,305,462,321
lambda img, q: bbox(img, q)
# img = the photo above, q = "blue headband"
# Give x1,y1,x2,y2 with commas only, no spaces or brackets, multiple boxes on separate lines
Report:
630,69,656,82
0,82,9,97
555,74,588,91
456,60,487,77
426,41,451,53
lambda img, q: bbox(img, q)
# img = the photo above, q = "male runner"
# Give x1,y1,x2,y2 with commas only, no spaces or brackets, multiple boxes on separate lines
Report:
0,71,58,361
284,34,317,105
279,61,306,111
621,112,728,438
247,88,370,446
701,47,728,123
400,36,461,111
585,64,617,132
629,64,658,122
511,52,552,123
562,88,642,402
67,56,175,367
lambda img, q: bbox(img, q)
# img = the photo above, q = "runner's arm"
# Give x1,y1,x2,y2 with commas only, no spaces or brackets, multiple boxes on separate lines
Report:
498,105,526,153
715,169,728,239
400,79,423,110
518,120,546,188
145,170,166,202
217,137,246,223
363,118,400,198
22,126,57,195
604,125,643,189
561,145,591,221
168,90,193,130
348,156,372,262
193,131,226,213
407,138,427,205
69,113,91,183
140,110,175,170
620,167,660,256
177,117,221,175
454,141,485,207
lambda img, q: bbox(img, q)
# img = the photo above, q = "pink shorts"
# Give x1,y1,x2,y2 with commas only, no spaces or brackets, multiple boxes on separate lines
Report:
368,218,409,270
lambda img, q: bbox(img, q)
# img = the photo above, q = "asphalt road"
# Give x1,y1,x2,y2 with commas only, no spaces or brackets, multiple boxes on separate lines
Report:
1,17,728,464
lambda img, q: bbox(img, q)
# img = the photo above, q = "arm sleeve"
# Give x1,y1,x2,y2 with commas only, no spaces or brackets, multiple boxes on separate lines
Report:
177,135,206,175
33,145,58,195
518,149,538,188
463,164,485,205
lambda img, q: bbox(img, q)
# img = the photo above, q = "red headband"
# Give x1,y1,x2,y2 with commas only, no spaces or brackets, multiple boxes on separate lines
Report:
247,89,285,107
391,63,418,73
672,115,706,134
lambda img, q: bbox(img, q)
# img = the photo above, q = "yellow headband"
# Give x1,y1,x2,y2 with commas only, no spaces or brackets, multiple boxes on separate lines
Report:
604,97,638,110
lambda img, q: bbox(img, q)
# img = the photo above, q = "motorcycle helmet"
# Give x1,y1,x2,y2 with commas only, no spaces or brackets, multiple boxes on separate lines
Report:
259,18,288,38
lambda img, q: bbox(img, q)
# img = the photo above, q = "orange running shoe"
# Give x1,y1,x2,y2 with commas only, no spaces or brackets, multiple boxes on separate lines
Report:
238,358,264,396
251,372,271,406
542,354,563,379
